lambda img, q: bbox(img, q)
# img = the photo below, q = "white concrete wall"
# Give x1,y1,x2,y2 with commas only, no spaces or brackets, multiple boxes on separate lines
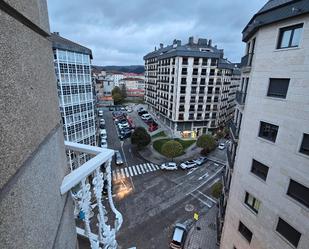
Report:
221,14,309,249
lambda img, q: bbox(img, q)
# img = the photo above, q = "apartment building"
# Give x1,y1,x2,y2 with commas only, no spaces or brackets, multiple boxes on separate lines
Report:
220,1,309,249
51,33,96,147
144,37,240,137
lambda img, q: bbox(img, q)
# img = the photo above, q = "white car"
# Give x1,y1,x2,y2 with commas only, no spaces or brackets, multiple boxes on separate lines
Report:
170,223,187,249
218,143,225,150
141,113,152,120
193,156,208,166
98,110,103,117
160,162,177,170
100,129,107,140
100,139,107,148
118,122,130,129
100,119,105,125
180,160,197,169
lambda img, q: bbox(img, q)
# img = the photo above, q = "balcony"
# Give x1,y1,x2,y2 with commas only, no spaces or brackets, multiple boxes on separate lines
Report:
60,141,123,249
240,53,254,72
235,90,246,106
226,147,234,169
228,120,239,141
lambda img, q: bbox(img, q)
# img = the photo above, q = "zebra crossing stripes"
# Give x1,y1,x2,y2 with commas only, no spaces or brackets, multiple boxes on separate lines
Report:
135,165,142,174
125,167,129,177
112,163,160,181
147,163,153,172
132,166,137,175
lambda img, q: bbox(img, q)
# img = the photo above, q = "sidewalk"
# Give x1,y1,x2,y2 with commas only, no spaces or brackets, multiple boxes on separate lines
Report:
184,206,219,249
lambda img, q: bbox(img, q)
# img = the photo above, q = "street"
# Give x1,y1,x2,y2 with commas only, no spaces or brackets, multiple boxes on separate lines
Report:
98,107,225,249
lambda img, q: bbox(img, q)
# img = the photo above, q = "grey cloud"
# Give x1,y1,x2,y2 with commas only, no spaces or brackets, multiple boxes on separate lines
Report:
47,0,264,65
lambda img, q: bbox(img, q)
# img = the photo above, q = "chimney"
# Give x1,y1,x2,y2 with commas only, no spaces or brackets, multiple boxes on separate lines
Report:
176,40,181,47
173,39,177,48
53,32,60,35
155,46,157,51
198,38,208,46
208,39,212,46
160,43,163,49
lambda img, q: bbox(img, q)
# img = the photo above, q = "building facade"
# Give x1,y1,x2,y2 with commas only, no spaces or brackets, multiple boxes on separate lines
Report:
220,1,309,249
51,33,96,147
144,37,240,137
0,1,77,248
119,77,145,97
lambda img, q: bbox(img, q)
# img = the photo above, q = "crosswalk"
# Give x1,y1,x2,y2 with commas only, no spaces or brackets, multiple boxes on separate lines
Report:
112,163,160,181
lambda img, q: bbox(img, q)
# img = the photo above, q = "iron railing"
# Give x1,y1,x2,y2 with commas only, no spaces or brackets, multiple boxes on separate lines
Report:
60,141,123,249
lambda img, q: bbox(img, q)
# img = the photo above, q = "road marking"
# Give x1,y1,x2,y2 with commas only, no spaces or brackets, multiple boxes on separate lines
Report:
112,171,117,181
116,169,121,180
150,163,156,171
120,168,125,178
187,168,197,175
124,167,129,177
143,164,149,173
154,164,160,170
198,172,209,180
147,163,153,172
132,165,138,175
186,166,224,196
136,165,142,174
197,190,217,203
128,167,134,176
139,164,146,173
190,193,212,208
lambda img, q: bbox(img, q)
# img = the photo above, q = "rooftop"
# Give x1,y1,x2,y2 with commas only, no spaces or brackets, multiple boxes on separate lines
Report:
50,32,93,59
243,0,309,42
144,37,225,60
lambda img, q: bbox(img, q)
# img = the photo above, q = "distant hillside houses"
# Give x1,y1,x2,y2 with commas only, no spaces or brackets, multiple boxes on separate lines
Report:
92,67,145,101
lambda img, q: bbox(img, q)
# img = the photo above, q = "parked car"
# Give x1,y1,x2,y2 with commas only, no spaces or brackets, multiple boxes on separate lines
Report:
170,223,187,249
148,124,158,132
138,110,148,116
118,122,130,129
99,119,105,129
141,113,152,120
100,129,107,140
115,150,123,165
119,131,132,140
193,156,208,166
160,162,177,170
98,110,103,117
179,160,197,169
100,139,107,148
218,143,225,150
109,106,114,111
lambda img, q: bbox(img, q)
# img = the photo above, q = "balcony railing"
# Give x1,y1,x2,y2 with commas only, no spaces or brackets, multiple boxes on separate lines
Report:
235,90,246,106
240,53,254,71
60,141,123,249
228,120,239,141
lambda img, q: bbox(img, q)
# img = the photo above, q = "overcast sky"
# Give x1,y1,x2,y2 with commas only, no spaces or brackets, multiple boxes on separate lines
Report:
47,0,264,66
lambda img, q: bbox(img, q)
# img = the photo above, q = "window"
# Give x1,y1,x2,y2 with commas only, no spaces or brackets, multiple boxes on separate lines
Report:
238,221,253,243
287,179,309,208
267,78,289,98
258,121,279,142
277,23,303,49
299,133,309,156
244,192,261,213
182,68,187,75
251,159,269,181
182,58,188,65
276,218,301,248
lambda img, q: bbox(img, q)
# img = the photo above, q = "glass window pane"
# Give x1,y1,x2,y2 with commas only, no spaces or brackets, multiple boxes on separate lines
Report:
280,30,292,48
291,28,302,46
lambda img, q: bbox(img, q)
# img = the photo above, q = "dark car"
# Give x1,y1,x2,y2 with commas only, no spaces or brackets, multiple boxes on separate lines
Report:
115,150,124,165
119,131,132,140
138,110,148,116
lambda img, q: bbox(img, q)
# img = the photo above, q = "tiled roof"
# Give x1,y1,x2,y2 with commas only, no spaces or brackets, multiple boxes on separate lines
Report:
50,33,93,59
243,0,309,42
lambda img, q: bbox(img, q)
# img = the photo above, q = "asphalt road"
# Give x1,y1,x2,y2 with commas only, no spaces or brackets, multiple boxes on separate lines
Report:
96,107,226,249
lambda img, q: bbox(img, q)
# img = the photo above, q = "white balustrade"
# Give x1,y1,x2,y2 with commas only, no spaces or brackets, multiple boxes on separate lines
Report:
60,141,123,249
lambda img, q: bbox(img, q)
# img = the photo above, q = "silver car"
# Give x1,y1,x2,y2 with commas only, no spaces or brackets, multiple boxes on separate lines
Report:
115,150,123,165
160,162,177,170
